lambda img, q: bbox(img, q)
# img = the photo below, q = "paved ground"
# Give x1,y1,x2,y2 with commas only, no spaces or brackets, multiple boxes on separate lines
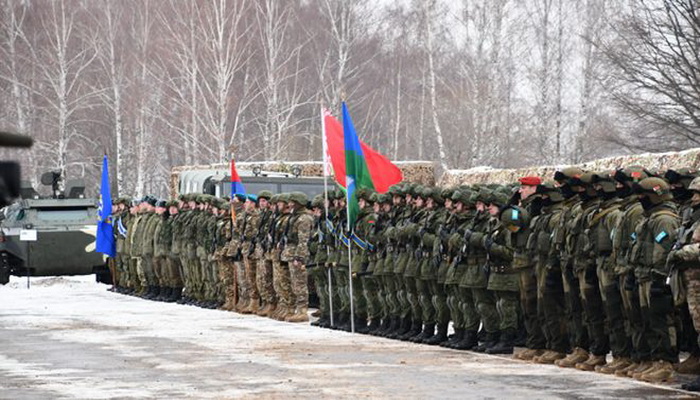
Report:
1,276,699,399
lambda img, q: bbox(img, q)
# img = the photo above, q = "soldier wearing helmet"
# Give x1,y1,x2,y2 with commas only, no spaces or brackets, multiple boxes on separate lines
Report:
626,177,680,382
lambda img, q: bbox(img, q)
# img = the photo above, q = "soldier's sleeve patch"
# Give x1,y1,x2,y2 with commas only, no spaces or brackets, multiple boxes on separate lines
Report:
368,220,375,224
655,231,668,243
512,209,519,220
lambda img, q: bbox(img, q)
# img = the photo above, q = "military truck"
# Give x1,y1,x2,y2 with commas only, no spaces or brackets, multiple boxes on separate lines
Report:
178,167,328,198
0,172,109,285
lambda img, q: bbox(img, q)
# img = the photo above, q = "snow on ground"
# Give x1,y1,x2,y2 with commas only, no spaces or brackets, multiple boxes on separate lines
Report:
0,276,698,400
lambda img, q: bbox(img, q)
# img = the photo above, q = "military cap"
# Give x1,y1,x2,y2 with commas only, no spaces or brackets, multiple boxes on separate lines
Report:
614,166,648,183
246,194,258,202
665,168,698,186
633,177,673,202
234,193,247,202
257,190,273,200
591,171,617,193
288,191,308,205
519,176,542,186
553,167,584,183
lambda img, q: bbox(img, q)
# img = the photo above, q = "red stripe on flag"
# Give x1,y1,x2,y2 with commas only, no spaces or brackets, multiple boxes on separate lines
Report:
323,110,402,193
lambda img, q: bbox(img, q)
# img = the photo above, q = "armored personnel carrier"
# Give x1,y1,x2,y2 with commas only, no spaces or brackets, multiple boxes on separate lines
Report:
0,171,109,285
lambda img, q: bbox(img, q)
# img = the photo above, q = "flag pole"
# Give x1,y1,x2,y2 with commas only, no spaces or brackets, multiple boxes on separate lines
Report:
346,186,355,333
321,106,334,327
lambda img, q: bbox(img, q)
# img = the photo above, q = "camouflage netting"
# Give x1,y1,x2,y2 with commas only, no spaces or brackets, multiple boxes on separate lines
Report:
440,148,700,186
170,161,435,196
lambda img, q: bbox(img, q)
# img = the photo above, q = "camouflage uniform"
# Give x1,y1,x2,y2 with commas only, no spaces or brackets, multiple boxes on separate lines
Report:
255,200,276,315
281,192,314,322
272,196,293,320
241,206,262,313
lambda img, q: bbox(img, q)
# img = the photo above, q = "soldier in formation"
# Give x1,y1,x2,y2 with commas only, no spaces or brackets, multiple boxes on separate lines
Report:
110,166,700,388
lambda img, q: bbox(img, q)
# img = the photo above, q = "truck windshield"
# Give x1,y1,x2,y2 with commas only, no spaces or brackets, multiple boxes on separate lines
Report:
36,208,92,221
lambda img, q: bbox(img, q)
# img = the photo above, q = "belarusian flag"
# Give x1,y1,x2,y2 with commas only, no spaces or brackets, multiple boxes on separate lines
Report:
342,102,374,229
323,107,402,194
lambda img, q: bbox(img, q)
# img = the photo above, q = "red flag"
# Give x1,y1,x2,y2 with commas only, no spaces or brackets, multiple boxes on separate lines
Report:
323,108,403,193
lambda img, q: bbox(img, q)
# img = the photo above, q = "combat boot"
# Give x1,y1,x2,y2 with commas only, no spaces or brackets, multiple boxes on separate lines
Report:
375,318,392,336
628,360,655,378
410,323,435,343
473,331,500,353
366,318,382,335
442,328,464,348
575,354,606,371
486,329,516,355
638,360,674,383
257,303,274,317
335,313,351,331
452,330,479,350
158,287,171,301
170,287,182,303
596,357,632,374
515,348,544,361
274,306,290,321
235,298,249,313
676,354,700,374
555,347,589,368
399,320,422,341
354,316,370,334
614,361,640,377
424,323,449,345
682,376,700,391
285,307,309,323
247,298,260,314
387,317,410,339
311,316,328,327
148,286,161,300
533,350,567,364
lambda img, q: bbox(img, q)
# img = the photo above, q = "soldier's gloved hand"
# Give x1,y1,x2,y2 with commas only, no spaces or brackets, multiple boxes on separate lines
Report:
482,236,494,251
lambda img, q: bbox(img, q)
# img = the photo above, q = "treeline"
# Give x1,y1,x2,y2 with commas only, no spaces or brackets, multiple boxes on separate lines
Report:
0,0,697,197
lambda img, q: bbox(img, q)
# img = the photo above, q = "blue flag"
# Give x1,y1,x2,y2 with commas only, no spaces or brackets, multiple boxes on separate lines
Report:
342,102,374,230
96,155,116,257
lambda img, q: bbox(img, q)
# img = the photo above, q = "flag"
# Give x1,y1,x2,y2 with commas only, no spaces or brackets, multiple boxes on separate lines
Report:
230,158,246,195
323,107,402,193
95,155,116,258
321,108,333,176
343,102,375,229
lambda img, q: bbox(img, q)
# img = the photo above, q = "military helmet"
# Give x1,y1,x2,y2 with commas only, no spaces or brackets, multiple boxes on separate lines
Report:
166,200,178,208
441,187,455,200
220,202,230,211
277,193,290,203
430,188,444,204
614,165,648,184
633,177,673,203
311,194,324,208
553,167,584,184
536,182,564,203
500,206,529,230
155,200,167,208
288,191,308,206
257,190,273,200
451,190,471,206
689,177,700,192
376,193,390,204
388,185,403,197
270,194,279,203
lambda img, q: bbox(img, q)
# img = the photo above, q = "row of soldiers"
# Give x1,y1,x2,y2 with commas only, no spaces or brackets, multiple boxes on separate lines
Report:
107,165,700,390
306,167,700,390
110,190,315,323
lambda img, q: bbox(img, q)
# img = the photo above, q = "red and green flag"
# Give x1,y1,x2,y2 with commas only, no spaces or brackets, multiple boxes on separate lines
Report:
342,102,375,229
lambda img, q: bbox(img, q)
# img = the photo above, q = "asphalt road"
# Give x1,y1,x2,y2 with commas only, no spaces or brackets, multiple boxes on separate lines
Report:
0,276,698,399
